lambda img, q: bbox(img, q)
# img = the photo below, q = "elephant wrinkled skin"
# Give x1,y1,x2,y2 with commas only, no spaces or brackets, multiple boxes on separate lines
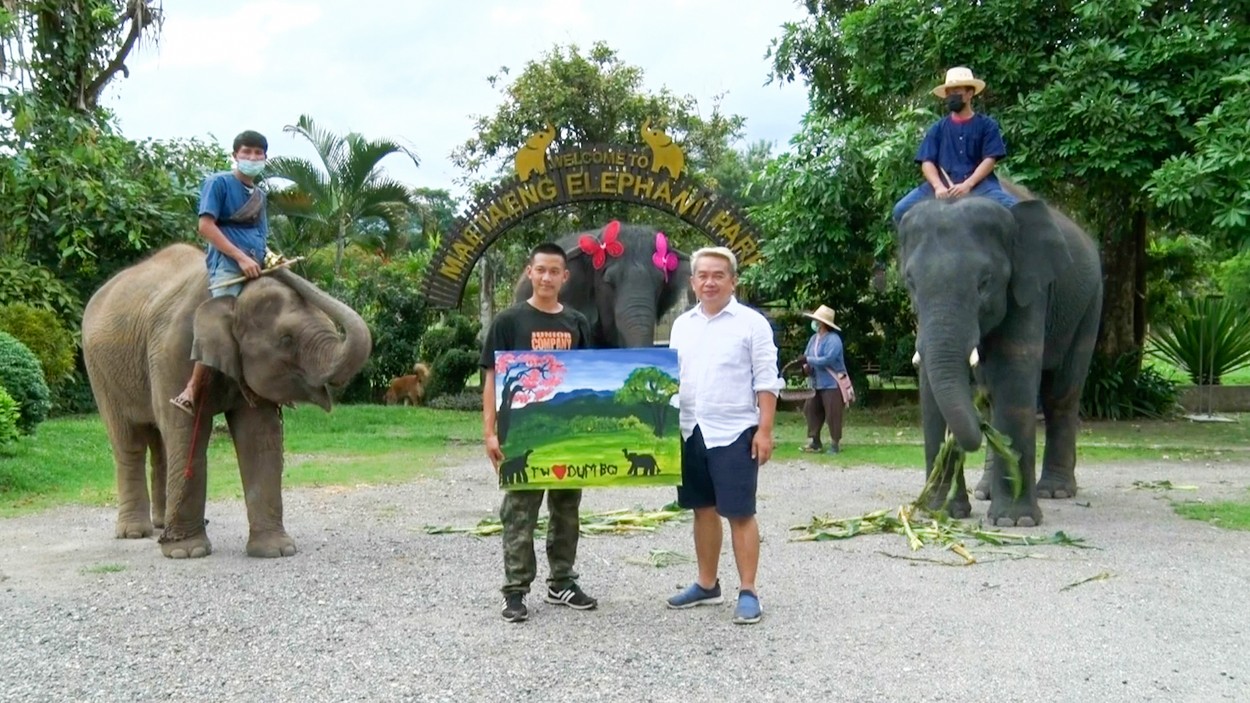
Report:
515,222,692,348
897,189,1102,526
82,244,372,558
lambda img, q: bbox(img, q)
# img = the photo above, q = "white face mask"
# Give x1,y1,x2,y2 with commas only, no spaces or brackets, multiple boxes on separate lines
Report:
236,158,266,177
811,321,821,333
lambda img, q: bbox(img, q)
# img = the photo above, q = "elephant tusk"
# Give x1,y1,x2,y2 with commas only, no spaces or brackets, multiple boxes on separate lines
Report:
912,350,921,368
969,349,980,368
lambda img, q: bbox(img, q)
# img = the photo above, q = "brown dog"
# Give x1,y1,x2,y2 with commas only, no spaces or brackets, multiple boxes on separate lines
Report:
383,363,430,406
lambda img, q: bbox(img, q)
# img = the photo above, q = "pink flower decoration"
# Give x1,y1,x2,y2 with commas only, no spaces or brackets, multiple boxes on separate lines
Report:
652,232,678,281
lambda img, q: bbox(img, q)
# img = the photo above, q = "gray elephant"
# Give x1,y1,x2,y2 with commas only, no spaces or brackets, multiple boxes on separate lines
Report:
897,191,1102,526
515,220,692,348
82,244,372,558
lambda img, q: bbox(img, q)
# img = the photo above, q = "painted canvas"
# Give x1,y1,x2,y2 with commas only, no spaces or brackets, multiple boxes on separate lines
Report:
493,348,682,490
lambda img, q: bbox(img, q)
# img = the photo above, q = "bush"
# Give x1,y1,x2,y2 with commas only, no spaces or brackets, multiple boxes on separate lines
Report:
310,251,434,403
0,331,52,433
0,302,77,384
419,313,481,363
428,348,482,400
426,391,482,412
1081,350,1180,420
0,384,20,449
1149,296,1250,385
0,257,83,325
49,371,97,416
419,313,482,401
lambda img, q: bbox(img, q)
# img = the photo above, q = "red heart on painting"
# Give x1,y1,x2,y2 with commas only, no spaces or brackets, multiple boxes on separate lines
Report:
552,465,567,480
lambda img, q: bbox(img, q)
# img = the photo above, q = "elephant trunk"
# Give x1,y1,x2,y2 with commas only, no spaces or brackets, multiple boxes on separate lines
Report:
615,301,659,349
272,270,373,388
921,332,983,452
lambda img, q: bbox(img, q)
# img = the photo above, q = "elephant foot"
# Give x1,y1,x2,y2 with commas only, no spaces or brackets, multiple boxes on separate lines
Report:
987,500,1042,528
973,471,992,501
924,486,971,519
1036,473,1078,499
160,535,212,559
247,530,297,558
115,518,154,540
159,522,212,558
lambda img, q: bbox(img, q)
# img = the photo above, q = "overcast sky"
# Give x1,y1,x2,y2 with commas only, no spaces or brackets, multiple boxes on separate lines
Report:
105,0,812,200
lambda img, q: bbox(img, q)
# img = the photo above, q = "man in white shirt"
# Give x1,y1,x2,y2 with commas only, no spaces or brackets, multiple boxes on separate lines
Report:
664,246,783,624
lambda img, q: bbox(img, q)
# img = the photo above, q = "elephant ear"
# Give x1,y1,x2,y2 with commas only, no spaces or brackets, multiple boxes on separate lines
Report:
191,296,243,384
560,240,600,330
657,250,691,317
1008,199,1073,308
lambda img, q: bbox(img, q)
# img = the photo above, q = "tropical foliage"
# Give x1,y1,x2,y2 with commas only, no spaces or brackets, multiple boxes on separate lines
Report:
1150,297,1250,385
265,115,420,281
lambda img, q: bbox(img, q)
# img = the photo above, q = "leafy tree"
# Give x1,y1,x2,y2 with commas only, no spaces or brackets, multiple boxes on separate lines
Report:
493,353,565,443
451,41,748,319
0,1,227,297
0,114,228,296
707,139,777,211
614,366,678,437
411,187,459,240
265,114,420,282
0,0,162,113
768,0,1250,370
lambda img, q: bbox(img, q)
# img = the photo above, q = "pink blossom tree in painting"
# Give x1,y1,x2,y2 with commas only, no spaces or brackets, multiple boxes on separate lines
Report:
494,353,565,442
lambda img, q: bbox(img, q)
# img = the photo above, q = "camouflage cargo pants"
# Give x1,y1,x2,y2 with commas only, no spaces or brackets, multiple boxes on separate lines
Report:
500,488,582,594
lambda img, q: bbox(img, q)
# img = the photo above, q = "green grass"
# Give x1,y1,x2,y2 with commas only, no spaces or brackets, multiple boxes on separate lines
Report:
1173,492,1250,531
81,563,127,574
3,404,1250,516
1145,355,1250,386
0,406,481,517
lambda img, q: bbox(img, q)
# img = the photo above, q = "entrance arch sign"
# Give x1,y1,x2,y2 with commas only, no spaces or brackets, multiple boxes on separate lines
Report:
423,122,764,309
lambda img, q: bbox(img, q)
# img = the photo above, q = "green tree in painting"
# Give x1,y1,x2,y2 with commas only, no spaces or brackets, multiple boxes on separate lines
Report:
615,366,678,438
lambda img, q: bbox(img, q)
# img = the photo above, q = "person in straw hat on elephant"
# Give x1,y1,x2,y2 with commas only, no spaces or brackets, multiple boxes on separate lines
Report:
796,305,849,454
891,66,1018,224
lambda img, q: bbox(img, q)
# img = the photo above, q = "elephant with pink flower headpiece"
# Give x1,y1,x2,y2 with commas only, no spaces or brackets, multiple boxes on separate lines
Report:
513,220,692,348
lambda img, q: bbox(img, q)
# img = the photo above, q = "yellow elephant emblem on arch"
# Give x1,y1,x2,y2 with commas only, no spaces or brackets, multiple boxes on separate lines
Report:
641,119,685,179
515,122,557,182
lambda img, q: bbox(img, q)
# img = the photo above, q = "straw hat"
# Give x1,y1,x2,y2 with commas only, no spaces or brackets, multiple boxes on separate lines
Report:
803,305,841,331
930,66,986,98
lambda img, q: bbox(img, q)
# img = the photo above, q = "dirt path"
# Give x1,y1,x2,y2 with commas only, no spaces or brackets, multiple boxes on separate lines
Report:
1,457,1248,702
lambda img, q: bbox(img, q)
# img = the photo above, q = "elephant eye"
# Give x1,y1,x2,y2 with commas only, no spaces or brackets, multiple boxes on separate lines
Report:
977,275,991,294
279,334,294,348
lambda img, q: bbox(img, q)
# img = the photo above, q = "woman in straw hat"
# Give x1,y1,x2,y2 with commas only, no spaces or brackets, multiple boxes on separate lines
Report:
797,305,849,454
891,66,1018,224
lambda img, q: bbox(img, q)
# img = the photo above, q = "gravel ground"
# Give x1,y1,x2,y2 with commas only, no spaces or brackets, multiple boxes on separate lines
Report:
2,455,1249,702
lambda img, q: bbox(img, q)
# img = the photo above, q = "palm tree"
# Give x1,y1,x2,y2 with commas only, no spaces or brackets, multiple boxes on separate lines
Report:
265,114,419,280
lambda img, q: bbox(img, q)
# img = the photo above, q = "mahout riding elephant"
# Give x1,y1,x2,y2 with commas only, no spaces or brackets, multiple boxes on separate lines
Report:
82,244,372,558
514,220,692,348
897,188,1102,526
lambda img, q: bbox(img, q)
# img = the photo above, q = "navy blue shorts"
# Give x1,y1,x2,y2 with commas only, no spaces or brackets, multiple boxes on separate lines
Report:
677,426,758,518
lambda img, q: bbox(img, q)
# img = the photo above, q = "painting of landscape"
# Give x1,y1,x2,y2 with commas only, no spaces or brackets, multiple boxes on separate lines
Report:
492,348,681,490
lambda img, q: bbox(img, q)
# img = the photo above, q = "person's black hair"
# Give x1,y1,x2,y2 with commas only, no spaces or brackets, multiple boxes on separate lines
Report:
528,242,567,263
233,130,269,154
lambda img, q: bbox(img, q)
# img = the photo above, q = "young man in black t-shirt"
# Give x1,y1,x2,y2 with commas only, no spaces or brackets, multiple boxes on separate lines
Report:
481,242,596,623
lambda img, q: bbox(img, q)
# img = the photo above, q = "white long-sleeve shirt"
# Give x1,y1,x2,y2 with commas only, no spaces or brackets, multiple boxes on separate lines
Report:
669,296,784,448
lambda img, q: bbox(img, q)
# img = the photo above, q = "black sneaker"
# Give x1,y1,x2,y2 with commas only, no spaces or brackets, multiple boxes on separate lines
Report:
501,592,528,622
545,583,598,610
